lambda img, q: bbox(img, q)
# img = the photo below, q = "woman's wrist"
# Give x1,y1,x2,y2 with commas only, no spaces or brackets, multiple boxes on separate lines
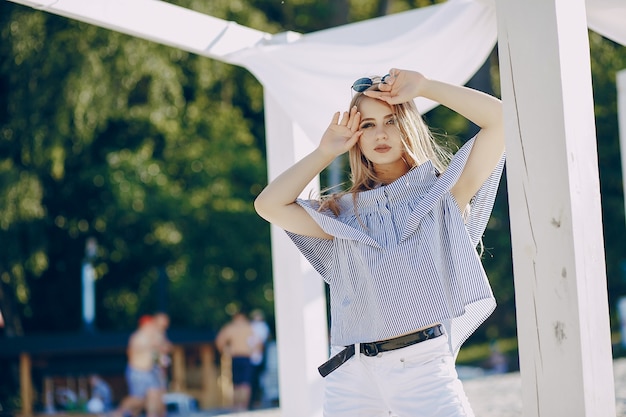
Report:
415,77,443,101
313,146,341,166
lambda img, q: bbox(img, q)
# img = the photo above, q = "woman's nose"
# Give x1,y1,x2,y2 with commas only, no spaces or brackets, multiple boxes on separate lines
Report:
375,126,387,139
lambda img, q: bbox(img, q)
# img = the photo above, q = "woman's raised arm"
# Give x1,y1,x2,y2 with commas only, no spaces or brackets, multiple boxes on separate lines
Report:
365,69,505,210
254,108,363,238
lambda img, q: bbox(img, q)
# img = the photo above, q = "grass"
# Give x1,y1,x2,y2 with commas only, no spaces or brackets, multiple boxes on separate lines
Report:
456,337,519,370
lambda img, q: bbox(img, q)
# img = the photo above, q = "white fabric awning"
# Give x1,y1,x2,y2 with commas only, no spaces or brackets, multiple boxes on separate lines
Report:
228,0,497,144
586,0,626,46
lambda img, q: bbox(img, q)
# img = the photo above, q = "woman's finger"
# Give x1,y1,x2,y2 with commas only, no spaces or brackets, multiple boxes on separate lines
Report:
363,90,392,102
346,107,359,130
363,90,383,99
346,130,363,148
339,111,350,126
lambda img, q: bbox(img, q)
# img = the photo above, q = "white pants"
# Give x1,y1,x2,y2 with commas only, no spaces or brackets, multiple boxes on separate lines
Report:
323,333,474,417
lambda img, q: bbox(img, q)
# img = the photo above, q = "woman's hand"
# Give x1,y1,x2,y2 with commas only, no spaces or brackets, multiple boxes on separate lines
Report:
364,68,429,104
255,106,360,240
318,106,362,157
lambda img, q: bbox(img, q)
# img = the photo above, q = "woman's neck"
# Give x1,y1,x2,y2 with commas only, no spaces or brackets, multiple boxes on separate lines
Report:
375,160,413,185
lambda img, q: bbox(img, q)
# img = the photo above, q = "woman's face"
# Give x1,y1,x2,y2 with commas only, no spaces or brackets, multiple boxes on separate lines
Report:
357,97,407,174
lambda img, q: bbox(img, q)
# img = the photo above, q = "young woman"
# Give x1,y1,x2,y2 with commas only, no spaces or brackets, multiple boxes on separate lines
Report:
255,68,505,416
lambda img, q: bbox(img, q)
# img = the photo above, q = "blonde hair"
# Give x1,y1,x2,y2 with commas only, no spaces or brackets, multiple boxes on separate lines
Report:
320,84,453,214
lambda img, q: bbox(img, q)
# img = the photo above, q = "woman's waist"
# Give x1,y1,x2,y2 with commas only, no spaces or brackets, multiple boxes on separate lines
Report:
328,323,446,359
376,322,442,342
330,314,444,347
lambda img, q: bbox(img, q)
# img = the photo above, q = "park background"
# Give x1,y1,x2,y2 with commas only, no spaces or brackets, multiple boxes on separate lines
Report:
1,0,625,412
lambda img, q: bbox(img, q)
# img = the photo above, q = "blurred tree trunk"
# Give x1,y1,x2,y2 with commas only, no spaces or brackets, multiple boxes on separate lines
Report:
376,0,391,16
329,0,350,26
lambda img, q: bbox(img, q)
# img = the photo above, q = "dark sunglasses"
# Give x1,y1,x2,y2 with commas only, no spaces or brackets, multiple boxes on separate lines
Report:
351,74,391,93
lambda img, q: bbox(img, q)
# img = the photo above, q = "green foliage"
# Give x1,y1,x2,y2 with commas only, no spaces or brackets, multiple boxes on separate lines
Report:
0,1,274,334
456,336,518,368
589,32,626,325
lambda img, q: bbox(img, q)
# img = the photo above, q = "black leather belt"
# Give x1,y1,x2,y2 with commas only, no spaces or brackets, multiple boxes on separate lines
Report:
318,324,444,377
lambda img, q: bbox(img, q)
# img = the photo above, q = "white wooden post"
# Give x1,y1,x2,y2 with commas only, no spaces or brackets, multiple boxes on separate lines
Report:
618,70,626,228
263,92,329,417
495,1,616,416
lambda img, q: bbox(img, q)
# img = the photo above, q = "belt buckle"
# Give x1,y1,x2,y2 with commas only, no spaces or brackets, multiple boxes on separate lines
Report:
362,343,379,357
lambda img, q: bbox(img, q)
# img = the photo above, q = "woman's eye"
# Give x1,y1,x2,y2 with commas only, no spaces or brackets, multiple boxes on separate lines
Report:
386,118,396,125
360,122,374,129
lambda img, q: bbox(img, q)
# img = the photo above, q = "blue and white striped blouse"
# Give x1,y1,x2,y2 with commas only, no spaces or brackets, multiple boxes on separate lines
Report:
286,137,506,356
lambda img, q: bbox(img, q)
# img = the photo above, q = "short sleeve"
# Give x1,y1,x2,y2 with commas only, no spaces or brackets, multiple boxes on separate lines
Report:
465,153,506,246
285,230,335,280
283,199,340,280
284,198,380,281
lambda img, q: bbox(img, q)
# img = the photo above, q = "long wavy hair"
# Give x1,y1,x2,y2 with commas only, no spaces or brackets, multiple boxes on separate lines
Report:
320,83,453,215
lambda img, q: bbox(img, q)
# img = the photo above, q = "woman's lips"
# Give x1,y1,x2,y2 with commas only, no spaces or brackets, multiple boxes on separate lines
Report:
374,145,391,153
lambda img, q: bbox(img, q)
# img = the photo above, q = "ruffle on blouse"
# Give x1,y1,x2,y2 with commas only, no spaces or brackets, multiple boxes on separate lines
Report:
295,137,504,248
399,138,474,243
297,201,382,248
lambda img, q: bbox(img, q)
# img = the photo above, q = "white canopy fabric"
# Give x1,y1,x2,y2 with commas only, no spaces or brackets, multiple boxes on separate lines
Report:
222,0,626,146
586,0,626,46
227,0,497,144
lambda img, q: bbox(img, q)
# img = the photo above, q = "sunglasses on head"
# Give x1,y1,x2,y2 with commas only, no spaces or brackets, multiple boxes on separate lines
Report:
351,74,391,93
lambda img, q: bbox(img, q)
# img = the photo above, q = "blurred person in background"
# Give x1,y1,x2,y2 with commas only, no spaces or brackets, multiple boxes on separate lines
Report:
249,309,270,409
87,374,113,413
216,310,262,412
113,315,164,417
153,312,172,417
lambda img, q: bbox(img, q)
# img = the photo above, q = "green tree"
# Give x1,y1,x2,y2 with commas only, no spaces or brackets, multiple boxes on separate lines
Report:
0,1,277,335
590,33,626,324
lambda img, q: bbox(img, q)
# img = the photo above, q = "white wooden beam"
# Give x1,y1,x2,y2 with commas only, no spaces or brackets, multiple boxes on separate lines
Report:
5,0,271,60
263,92,328,417
495,0,615,416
